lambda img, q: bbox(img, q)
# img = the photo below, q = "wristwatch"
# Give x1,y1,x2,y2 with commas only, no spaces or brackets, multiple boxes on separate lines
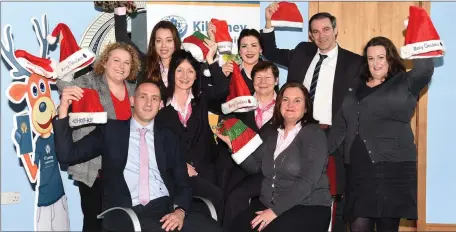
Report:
173,205,187,216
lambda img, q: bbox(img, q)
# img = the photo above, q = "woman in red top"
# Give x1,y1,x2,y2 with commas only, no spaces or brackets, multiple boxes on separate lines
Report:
57,42,141,231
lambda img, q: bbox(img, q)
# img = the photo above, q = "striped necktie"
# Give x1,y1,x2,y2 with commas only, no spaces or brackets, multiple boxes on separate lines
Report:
309,54,328,104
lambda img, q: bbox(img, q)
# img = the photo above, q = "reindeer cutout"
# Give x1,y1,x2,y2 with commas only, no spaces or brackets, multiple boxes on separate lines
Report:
1,14,70,231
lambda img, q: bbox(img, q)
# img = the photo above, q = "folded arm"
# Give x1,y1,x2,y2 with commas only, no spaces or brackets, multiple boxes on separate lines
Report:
53,116,103,165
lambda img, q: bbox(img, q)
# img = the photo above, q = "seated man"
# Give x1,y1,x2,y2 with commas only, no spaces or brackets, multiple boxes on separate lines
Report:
53,80,222,232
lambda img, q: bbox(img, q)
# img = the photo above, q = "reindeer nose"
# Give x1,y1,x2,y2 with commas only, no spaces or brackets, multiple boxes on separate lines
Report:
39,102,47,112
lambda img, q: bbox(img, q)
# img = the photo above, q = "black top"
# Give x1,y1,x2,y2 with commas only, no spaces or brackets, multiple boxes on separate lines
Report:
328,58,434,164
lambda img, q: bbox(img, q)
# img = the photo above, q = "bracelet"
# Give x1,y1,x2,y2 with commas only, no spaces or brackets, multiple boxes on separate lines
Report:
175,207,187,216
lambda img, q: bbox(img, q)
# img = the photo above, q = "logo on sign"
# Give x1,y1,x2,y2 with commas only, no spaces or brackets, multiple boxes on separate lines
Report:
161,15,188,38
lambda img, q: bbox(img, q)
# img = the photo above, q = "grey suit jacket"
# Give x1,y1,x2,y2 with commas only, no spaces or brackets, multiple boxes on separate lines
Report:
241,123,332,216
56,72,135,186
328,59,434,164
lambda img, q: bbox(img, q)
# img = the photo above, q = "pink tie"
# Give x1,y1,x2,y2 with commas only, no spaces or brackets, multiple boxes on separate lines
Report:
178,103,192,127
255,100,276,129
138,128,149,206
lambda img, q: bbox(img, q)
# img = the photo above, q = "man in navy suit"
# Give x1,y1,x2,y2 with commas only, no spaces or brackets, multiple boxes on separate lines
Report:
53,80,221,232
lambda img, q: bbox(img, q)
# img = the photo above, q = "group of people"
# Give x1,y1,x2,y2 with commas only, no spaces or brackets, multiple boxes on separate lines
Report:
52,2,434,232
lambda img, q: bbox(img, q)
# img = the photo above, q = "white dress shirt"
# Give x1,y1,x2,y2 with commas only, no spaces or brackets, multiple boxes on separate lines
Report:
262,27,338,125
274,122,302,160
303,45,338,125
125,118,169,206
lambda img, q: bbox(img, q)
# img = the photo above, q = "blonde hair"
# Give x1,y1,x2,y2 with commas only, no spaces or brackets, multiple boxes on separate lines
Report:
93,42,141,81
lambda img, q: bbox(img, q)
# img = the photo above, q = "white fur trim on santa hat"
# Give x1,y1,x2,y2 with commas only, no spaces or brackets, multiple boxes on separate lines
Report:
17,57,57,79
68,112,107,128
56,47,95,77
221,95,258,115
400,39,444,59
217,41,233,54
271,20,303,28
203,69,211,77
232,134,263,164
182,43,204,62
46,34,57,45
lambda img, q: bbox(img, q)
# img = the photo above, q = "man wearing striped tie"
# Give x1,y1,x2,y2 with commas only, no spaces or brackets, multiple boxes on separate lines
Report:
261,3,364,232
53,80,222,232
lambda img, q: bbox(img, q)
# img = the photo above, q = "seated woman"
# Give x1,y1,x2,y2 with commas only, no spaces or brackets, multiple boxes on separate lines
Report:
328,36,434,232
220,61,279,229
155,49,229,221
217,82,332,232
56,42,140,231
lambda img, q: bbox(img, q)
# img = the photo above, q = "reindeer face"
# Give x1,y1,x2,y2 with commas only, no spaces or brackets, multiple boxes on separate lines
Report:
28,74,55,135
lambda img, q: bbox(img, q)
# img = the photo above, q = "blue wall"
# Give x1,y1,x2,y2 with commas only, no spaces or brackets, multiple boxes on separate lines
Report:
426,2,456,224
0,2,99,231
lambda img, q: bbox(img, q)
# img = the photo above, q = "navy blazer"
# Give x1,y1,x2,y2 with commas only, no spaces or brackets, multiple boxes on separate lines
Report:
53,117,191,227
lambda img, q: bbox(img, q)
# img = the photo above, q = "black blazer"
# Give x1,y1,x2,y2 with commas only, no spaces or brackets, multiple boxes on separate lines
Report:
260,30,364,118
53,117,191,227
155,63,229,174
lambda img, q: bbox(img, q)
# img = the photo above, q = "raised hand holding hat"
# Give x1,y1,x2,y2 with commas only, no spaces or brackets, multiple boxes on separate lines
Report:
400,6,444,59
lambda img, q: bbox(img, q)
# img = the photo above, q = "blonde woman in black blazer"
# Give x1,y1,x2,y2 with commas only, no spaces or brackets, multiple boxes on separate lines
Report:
217,82,332,232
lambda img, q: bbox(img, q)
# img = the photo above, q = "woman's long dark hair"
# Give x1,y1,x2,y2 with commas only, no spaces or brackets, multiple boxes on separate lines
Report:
272,82,317,129
360,36,406,81
146,21,182,83
166,50,201,102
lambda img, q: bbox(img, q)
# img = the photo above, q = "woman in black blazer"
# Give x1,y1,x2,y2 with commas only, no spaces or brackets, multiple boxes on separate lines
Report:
328,36,434,232
155,50,229,222
218,61,279,229
217,82,332,232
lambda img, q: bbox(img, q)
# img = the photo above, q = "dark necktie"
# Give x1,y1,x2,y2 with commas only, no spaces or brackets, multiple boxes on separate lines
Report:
309,54,328,104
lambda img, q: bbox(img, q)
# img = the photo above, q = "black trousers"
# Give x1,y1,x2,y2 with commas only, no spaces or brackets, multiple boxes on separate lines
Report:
223,173,263,230
103,196,222,232
229,198,331,232
188,175,224,221
79,178,103,232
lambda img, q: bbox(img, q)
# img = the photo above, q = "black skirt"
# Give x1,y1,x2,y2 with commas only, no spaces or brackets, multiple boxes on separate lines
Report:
344,135,417,222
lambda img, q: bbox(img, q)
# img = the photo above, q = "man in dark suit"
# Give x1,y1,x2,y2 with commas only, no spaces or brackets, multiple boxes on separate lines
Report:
261,3,365,232
53,81,222,232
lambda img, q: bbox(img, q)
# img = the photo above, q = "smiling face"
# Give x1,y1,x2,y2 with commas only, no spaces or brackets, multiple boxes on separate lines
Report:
155,28,175,60
253,68,277,96
309,18,338,53
239,35,262,66
280,87,306,124
28,74,55,137
174,59,197,92
130,82,161,125
103,48,131,83
367,45,389,80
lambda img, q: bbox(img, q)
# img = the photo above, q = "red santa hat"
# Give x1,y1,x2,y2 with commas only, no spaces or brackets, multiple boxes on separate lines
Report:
218,118,263,164
69,88,108,127
182,31,210,63
14,50,57,79
211,18,232,54
47,23,95,78
221,63,258,114
271,2,303,28
400,6,444,59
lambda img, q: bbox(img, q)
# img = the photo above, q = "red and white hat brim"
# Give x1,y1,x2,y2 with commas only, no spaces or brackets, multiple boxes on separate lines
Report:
17,58,57,79
217,41,233,54
400,39,444,59
271,20,303,28
221,95,258,114
56,47,95,77
182,43,205,62
231,134,263,164
68,112,107,127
